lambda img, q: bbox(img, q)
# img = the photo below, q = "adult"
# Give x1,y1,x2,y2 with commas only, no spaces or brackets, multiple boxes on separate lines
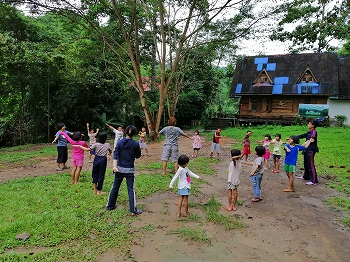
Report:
106,125,142,216
297,119,319,185
158,117,190,176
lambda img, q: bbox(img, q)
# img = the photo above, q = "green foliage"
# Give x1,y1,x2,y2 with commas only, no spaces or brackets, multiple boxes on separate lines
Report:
334,115,347,127
202,196,244,230
0,7,138,146
270,0,350,53
177,227,211,245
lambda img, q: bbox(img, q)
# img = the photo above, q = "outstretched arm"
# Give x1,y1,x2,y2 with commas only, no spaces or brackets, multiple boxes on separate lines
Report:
183,133,191,139
72,144,91,151
106,123,115,131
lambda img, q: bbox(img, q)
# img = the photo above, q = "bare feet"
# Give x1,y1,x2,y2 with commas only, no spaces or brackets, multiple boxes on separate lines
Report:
97,191,107,195
224,206,233,211
176,213,181,218
283,187,295,192
251,198,260,202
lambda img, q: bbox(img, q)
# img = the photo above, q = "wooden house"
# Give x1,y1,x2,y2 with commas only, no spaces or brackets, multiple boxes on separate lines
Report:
230,53,350,125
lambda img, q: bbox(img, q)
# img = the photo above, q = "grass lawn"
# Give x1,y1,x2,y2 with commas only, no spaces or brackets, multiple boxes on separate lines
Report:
0,124,349,261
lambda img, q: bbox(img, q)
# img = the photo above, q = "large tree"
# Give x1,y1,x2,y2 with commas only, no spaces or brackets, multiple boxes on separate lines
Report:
10,0,275,139
0,5,132,146
270,0,350,53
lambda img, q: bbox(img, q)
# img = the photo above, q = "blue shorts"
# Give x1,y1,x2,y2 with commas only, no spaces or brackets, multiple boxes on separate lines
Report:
89,145,95,155
178,187,190,196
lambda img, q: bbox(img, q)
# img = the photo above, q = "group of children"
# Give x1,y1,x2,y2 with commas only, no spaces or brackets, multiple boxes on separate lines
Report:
52,122,150,196
51,119,319,218
170,121,319,216
52,122,112,195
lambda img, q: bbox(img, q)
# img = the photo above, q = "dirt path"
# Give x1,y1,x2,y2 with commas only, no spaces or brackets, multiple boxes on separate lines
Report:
2,136,350,261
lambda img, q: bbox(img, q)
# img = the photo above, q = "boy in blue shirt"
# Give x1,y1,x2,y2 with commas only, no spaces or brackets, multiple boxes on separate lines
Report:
52,122,73,171
283,136,313,192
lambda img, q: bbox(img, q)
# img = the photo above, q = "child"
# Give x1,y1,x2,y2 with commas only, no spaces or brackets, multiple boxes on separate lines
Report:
91,132,112,195
191,130,203,158
138,127,149,156
158,117,191,176
257,134,271,170
52,122,73,171
86,123,99,163
209,128,223,159
244,145,265,202
169,155,201,217
225,149,242,211
106,123,123,151
60,131,90,184
106,125,142,216
271,133,283,173
242,130,253,162
283,136,313,192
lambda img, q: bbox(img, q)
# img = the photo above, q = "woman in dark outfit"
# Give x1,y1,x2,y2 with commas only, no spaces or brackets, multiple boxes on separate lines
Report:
297,119,319,185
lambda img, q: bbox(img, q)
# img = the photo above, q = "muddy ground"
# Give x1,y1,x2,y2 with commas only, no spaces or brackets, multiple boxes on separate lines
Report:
1,136,350,262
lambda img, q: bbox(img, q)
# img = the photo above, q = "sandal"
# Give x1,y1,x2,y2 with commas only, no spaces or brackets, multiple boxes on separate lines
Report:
251,198,260,202
176,213,181,218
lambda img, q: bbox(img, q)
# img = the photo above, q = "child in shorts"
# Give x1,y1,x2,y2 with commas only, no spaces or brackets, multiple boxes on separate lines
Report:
60,131,90,184
283,136,312,192
257,134,271,170
271,133,283,173
225,149,242,211
209,128,223,159
242,130,253,162
191,130,203,158
86,123,99,163
169,155,201,218
138,127,149,156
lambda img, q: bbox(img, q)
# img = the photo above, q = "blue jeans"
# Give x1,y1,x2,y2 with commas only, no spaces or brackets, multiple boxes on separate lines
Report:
106,172,137,213
251,173,263,198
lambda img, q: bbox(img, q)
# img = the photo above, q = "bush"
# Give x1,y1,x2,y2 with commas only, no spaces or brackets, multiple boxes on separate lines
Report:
334,115,347,127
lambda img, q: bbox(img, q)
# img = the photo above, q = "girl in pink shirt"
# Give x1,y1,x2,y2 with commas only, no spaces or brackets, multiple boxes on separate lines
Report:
60,131,89,184
191,130,203,158
257,134,272,170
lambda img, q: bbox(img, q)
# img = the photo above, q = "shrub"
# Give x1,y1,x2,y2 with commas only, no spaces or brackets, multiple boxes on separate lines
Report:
334,115,347,127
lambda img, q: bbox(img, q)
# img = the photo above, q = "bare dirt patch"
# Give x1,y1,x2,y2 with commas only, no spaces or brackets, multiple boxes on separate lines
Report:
2,136,350,261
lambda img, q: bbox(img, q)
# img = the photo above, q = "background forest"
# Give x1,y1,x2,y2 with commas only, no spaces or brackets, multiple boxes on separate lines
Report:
0,0,350,147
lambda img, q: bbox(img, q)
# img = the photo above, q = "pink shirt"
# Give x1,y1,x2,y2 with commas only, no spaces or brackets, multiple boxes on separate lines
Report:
60,132,89,161
192,135,202,149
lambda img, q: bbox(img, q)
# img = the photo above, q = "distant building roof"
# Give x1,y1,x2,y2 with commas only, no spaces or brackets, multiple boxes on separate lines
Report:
230,53,350,99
